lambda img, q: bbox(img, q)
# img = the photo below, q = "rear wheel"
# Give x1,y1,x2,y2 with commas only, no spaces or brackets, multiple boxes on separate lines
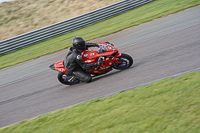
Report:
57,72,80,85
112,53,133,70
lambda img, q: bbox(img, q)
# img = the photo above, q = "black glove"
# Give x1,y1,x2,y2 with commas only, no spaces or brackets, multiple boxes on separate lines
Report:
92,57,104,68
96,59,104,66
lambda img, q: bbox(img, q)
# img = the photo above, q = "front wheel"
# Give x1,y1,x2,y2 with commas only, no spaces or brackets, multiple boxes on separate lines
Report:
112,53,133,70
57,72,80,85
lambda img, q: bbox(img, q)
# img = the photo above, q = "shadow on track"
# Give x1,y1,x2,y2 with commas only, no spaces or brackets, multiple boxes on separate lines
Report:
61,65,137,89
92,65,136,82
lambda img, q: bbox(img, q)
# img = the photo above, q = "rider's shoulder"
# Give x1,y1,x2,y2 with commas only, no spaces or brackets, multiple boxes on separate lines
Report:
71,49,81,60
76,55,82,60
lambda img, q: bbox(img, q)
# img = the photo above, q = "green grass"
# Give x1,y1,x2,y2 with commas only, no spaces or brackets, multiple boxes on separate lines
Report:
1,0,200,69
1,71,200,133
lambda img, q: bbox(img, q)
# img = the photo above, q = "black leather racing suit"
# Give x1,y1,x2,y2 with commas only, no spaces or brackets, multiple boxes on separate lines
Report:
64,43,99,82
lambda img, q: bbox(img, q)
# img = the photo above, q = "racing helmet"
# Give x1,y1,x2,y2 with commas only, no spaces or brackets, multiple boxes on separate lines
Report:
72,37,86,51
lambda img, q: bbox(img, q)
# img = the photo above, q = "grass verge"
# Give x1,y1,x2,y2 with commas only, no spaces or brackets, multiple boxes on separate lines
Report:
0,0,121,41
1,71,200,132
1,0,200,69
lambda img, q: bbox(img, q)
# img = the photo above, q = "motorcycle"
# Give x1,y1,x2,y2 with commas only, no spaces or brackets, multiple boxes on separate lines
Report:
49,42,133,85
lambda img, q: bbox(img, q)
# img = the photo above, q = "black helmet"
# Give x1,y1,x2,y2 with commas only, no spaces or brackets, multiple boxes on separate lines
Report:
72,37,86,51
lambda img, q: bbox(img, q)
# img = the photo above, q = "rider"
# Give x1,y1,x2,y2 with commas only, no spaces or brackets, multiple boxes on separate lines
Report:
64,37,104,83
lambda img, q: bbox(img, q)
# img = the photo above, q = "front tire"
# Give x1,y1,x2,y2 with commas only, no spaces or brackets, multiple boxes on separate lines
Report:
112,53,133,70
57,72,80,85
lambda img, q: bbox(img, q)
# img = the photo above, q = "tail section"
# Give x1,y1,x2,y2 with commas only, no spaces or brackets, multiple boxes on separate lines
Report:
49,60,68,73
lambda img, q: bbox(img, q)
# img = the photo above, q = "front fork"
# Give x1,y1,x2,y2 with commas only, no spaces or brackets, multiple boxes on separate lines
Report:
114,52,122,64
115,59,121,64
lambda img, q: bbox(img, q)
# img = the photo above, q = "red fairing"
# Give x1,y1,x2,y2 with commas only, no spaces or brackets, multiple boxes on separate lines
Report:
81,43,122,74
82,50,99,63
54,60,67,73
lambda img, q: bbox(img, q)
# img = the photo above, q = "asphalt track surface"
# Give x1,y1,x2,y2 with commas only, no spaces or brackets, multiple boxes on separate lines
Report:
0,6,200,128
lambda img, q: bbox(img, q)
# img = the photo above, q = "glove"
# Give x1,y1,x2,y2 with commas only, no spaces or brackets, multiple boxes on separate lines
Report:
92,57,104,68
96,59,104,66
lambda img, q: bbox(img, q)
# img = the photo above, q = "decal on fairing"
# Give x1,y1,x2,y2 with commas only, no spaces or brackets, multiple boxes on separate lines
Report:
108,47,112,49
84,54,88,57
85,60,92,63
90,53,95,56
59,68,63,72
98,66,110,70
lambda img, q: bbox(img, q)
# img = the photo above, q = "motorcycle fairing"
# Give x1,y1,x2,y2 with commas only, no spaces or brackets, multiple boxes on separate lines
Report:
52,60,67,73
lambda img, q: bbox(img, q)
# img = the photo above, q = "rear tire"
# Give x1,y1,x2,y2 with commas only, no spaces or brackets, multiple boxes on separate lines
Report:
112,53,133,70
57,72,80,85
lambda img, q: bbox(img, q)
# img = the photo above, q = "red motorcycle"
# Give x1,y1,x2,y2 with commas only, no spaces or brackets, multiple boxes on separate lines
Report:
49,42,133,85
